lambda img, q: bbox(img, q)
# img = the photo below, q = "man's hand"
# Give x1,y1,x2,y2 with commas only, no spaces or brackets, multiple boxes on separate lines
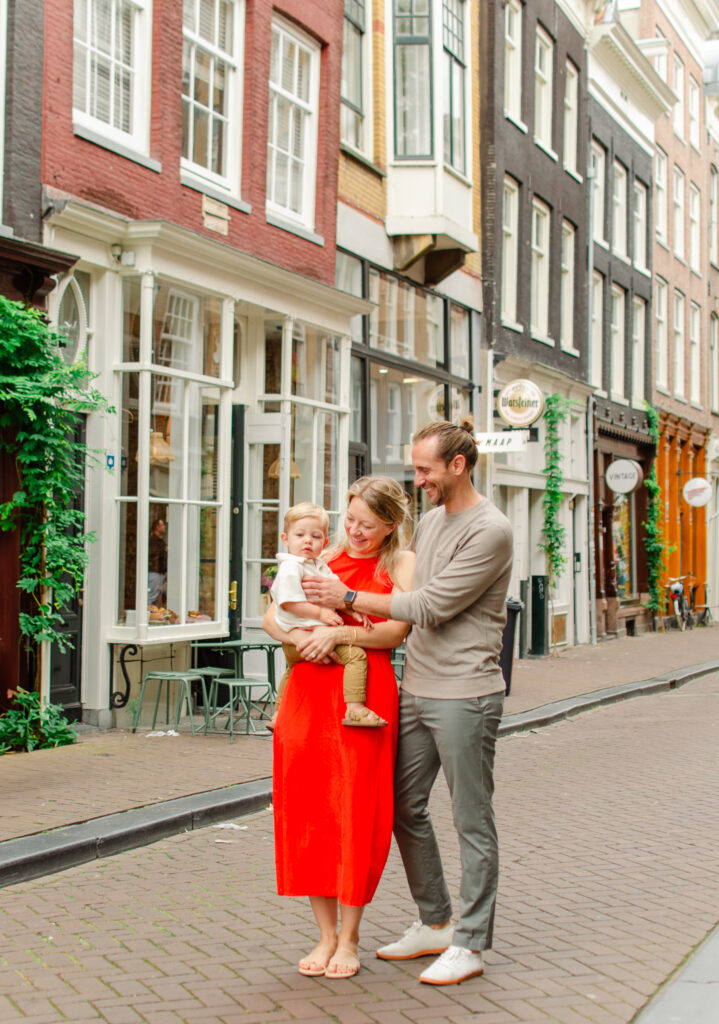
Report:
301,576,347,608
319,607,344,626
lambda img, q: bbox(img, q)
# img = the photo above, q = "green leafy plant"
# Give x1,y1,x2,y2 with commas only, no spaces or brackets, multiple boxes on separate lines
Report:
0,296,111,654
643,404,669,619
0,688,76,753
539,393,574,588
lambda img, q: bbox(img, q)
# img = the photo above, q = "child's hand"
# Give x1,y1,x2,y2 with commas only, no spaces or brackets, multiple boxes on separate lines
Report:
319,607,344,626
349,611,374,629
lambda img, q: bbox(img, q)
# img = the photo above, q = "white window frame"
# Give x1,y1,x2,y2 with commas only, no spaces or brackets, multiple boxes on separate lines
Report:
711,314,719,412
563,59,578,175
393,0,432,158
631,296,645,408
690,302,701,405
341,0,372,156
674,290,685,398
591,141,606,244
655,148,667,244
610,284,626,400
534,24,554,154
590,270,604,391
654,30,667,82
673,166,685,259
73,0,152,155
504,0,522,126
689,183,701,274
181,0,244,196
633,179,647,271
266,17,320,231
689,75,700,149
711,167,719,267
655,277,668,390
673,54,685,139
442,0,467,174
560,220,576,352
501,175,519,325
612,160,627,258
530,197,551,342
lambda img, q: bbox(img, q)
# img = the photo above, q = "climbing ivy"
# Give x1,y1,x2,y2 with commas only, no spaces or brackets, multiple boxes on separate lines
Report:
539,393,574,590
0,296,111,655
642,403,667,617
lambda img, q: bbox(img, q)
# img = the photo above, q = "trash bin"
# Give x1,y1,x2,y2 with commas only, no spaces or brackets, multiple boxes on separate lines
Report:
499,599,523,696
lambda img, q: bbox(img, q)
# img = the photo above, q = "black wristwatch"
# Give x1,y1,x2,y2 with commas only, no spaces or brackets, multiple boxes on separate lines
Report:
343,589,358,611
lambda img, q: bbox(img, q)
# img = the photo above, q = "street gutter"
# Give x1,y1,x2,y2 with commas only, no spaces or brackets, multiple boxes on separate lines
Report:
2,658,718,889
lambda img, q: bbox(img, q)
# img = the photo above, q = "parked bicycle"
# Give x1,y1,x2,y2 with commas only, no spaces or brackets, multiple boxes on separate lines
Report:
666,574,694,631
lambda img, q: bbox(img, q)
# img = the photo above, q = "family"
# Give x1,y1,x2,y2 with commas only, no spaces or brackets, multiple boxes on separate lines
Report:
263,419,514,987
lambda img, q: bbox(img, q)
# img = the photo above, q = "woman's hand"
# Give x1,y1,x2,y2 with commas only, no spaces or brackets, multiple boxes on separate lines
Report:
292,626,344,663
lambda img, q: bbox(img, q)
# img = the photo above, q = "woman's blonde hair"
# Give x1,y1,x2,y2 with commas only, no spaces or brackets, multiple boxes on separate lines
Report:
331,476,412,584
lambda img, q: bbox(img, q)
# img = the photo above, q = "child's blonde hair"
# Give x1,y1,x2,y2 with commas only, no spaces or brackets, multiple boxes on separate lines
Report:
283,502,330,535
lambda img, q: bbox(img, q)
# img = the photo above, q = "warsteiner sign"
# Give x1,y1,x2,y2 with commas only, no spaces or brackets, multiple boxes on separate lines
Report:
496,379,544,427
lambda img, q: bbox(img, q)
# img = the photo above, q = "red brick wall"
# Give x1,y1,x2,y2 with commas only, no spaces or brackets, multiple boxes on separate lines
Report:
42,0,342,286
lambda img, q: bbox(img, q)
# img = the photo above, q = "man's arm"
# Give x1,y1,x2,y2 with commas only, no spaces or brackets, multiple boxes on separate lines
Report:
390,521,513,628
281,600,343,626
301,550,414,622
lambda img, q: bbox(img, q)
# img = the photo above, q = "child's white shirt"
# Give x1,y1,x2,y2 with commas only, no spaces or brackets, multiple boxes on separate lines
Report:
270,552,340,632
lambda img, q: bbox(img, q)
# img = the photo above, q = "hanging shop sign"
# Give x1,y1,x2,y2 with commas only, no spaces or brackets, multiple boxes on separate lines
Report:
682,477,712,507
476,431,530,453
496,379,544,427
605,459,643,494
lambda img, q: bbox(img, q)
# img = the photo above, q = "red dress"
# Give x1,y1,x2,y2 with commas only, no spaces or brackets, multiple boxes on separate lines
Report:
273,551,399,907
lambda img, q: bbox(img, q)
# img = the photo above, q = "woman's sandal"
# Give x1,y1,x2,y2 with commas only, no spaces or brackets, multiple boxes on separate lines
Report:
342,707,388,728
325,947,361,980
298,943,336,977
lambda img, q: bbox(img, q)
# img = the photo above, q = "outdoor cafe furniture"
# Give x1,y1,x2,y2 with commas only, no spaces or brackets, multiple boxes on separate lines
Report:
131,669,210,736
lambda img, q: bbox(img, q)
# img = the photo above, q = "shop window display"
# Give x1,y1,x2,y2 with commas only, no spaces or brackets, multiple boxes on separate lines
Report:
116,276,229,634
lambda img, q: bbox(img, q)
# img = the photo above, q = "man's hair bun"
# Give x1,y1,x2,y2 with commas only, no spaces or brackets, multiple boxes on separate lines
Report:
459,414,475,434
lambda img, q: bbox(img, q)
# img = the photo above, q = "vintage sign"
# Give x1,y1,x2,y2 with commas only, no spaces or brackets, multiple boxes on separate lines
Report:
605,459,643,494
682,477,712,507
496,379,544,427
476,431,530,453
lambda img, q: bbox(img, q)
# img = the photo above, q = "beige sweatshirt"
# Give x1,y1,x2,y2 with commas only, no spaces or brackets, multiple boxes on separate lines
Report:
390,497,514,699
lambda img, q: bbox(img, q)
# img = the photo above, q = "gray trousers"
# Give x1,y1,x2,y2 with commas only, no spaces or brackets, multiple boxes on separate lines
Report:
393,689,504,951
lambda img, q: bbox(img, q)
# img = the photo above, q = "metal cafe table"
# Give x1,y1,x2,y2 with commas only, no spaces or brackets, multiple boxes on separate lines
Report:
193,639,281,739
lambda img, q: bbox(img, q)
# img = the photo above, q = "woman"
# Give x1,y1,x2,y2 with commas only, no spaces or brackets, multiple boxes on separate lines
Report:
263,476,414,980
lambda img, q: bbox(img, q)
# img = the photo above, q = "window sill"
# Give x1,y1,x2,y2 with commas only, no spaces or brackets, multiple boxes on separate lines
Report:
690,400,703,411
690,265,702,279
73,122,161,173
443,163,472,188
656,384,671,396
594,237,609,250
564,166,583,184
531,332,555,347
560,345,581,357
180,170,252,214
610,393,629,405
265,210,325,246
656,237,670,252
674,253,686,266
340,143,385,177
613,250,630,265
634,264,651,278
534,137,558,162
501,318,524,334
504,111,528,134
674,393,688,404
673,130,686,145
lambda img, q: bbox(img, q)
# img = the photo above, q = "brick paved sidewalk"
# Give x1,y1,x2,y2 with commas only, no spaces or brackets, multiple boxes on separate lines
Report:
2,626,716,844
1,674,718,1023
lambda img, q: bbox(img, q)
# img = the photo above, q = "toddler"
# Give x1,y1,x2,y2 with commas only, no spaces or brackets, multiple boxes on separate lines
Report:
266,502,386,731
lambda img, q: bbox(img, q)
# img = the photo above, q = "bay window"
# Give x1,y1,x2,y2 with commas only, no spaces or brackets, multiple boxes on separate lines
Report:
117,275,232,638
442,0,466,174
394,0,432,158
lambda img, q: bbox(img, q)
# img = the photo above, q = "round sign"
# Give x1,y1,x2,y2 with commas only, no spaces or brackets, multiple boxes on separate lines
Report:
605,459,643,494
682,477,712,507
496,379,545,427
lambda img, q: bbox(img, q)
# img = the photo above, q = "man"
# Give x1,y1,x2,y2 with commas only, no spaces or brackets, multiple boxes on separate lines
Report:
303,420,513,986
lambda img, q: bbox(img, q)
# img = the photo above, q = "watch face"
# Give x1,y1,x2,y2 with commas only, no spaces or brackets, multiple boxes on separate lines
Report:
344,590,357,604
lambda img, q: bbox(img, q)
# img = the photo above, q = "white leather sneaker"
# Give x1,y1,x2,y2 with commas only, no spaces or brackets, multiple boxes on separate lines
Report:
419,945,484,985
376,920,454,960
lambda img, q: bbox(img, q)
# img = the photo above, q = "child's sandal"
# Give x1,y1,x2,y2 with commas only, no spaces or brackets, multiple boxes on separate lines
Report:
342,707,387,728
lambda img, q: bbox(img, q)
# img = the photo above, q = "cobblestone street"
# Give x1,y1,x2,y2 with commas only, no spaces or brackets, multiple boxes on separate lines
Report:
2,674,718,1024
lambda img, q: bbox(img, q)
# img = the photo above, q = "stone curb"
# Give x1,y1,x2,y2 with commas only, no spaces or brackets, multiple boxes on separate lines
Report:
2,658,718,889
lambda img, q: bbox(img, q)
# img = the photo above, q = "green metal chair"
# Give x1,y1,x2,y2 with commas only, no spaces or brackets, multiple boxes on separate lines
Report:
205,675,274,741
131,670,209,736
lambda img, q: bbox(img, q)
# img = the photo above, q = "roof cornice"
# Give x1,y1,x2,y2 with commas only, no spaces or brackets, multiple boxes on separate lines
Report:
589,21,677,121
